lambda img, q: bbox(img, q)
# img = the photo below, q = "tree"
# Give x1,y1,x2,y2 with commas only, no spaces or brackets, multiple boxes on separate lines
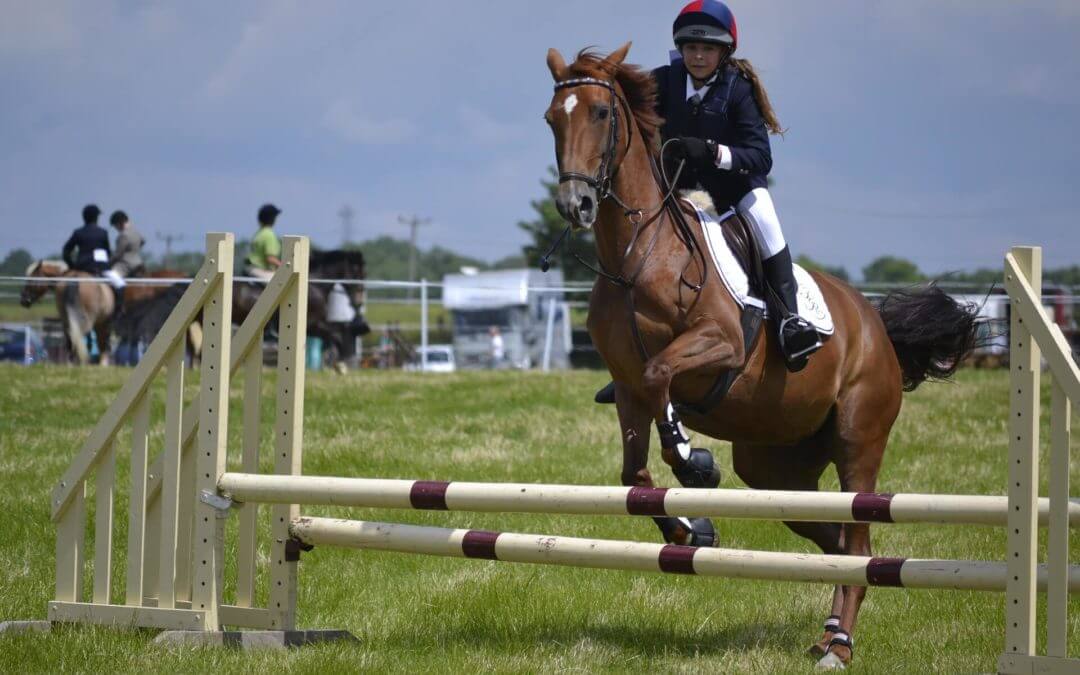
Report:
795,254,849,282
518,167,597,283
0,248,34,276
862,256,924,283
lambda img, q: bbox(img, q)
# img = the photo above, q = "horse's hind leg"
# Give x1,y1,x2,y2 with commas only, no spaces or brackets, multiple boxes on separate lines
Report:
615,383,713,546
731,439,850,662
811,433,890,669
641,317,743,492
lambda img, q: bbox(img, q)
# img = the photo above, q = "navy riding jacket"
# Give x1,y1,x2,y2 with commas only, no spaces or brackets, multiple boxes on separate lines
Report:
653,56,772,210
62,223,112,274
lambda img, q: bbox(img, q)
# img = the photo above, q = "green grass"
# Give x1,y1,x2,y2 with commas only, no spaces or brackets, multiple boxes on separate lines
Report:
1,365,1078,673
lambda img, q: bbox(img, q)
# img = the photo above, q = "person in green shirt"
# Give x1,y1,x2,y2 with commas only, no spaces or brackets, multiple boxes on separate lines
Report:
245,203,282,280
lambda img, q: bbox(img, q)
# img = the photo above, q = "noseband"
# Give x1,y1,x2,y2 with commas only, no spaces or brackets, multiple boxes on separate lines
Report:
553,77,633,201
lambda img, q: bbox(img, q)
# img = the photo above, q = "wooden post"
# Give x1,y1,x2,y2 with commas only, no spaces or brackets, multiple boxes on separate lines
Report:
55,482,87,603
92,440,116,604
1046,382,1070,658
190,233,234,631
125,394,151,606
236,345,263,608
268,237,308,630
1003,246,1041,661
158,338,186,608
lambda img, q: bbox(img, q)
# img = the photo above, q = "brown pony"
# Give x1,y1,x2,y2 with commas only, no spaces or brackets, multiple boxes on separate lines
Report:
544,44,979,668
20,261,114,365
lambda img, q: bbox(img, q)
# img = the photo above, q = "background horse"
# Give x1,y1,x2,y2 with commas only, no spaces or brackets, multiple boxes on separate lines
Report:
232,249,370,369
20,261,113,365
544,44,980,669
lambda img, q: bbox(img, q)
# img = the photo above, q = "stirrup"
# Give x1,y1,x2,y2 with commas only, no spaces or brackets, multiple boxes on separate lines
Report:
778,314,822,372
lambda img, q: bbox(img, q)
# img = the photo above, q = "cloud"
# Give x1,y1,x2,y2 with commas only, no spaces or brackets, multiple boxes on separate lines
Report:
321,100,417,145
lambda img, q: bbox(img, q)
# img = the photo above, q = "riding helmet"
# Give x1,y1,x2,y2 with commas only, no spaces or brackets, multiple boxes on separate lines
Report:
258,203,282,225
82,204,101,224
673,0,738,51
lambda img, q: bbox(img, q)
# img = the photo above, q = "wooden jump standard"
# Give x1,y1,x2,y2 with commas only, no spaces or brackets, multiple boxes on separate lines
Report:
1,236,1075,673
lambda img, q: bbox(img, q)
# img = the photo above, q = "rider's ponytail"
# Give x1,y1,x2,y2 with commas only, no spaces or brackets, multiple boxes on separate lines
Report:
730,58,785,136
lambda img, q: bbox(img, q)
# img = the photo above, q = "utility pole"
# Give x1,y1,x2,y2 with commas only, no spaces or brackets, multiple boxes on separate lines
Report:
398,214,430,299
338,204,355,247
157,231,183,269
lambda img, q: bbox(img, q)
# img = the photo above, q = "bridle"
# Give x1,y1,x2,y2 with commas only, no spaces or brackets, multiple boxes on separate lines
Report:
547,76,706,294
553,77,630,204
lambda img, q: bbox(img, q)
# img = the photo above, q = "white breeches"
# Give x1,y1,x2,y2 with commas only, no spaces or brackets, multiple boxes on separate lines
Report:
736,188,787,260
103,268,126,289
244,265,275,281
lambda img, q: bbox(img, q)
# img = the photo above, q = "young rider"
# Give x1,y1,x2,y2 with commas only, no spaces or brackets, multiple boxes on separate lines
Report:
656,0,821,371
104,210,145,315
245,203,283,281
62,204,111,276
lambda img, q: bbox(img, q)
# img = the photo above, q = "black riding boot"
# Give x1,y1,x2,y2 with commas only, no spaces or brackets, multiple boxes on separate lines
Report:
594,381,616,404
763,247,822,372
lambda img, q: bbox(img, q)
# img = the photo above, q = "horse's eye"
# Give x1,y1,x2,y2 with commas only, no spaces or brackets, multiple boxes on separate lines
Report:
596,107,609,121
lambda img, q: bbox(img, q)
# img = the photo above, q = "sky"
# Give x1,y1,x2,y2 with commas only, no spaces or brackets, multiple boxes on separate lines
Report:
2,1,1079,279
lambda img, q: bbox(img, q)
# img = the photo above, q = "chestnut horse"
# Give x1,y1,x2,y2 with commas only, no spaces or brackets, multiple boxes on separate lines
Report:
544,44,979,668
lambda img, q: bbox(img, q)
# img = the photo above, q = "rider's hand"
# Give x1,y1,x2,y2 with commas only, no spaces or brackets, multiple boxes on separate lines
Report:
676,136,718,169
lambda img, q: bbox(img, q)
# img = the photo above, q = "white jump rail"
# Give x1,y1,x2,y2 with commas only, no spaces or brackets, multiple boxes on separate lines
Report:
220,473,1080,527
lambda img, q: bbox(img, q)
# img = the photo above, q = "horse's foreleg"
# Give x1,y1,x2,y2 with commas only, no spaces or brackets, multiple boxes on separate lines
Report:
615,383,708,546
96,323,111,366
642,318,742,492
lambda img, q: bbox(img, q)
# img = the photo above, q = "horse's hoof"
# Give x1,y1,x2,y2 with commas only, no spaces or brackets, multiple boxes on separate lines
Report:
652,516,717,547
807,639,830,658
334,362,348,375
686,517,717,547
815,652,846,670
673,448,722,489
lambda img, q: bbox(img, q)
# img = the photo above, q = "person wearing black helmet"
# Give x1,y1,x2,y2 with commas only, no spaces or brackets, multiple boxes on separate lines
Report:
245,203,283,281
62,204,112,275
657,0,821,371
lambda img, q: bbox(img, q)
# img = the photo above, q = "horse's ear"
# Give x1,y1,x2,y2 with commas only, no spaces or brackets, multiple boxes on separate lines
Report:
546,48,568,81
603,41,632,68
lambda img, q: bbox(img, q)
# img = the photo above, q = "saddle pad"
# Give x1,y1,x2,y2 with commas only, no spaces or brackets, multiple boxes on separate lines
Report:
690,200,834,335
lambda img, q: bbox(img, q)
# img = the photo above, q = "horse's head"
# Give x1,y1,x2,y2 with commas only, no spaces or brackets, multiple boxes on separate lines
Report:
544,43,637,230
20,260,66,307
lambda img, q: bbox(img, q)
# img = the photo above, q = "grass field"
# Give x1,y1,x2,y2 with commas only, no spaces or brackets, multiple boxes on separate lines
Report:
1,365,1078,673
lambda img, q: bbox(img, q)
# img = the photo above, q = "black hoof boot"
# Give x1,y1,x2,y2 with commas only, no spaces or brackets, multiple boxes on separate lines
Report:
594,381,616,404
653,516,717,547
672,447,722,489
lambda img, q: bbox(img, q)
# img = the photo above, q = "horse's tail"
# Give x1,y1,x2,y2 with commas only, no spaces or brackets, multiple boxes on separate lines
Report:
876,284,981,391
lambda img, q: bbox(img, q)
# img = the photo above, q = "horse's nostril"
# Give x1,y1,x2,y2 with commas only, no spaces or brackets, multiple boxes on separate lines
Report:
580,195,594,214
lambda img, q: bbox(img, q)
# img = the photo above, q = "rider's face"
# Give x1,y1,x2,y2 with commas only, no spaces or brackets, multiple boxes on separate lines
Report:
681,42,725,82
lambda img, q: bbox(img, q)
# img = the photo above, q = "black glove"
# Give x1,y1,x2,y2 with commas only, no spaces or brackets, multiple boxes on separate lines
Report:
675,136,718,169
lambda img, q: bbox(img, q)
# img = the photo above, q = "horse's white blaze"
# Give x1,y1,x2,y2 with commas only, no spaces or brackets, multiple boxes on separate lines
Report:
562,94,578,117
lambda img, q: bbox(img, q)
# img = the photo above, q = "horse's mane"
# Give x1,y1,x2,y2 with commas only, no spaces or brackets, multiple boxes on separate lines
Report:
26,260,68,276
567,49,663,156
